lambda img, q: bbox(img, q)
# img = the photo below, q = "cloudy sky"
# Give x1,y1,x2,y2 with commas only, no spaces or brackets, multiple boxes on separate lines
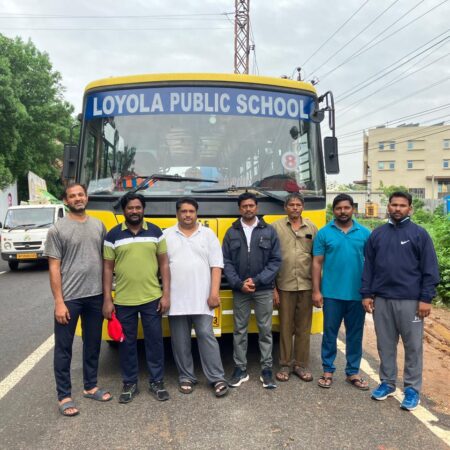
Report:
1,0,449,184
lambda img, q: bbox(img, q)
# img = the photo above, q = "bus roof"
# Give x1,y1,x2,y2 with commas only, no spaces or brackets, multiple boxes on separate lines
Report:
84,73,317,95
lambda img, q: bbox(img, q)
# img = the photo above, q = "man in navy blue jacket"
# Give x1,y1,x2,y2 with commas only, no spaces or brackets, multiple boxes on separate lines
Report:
361,191,440,411
223,192,281,390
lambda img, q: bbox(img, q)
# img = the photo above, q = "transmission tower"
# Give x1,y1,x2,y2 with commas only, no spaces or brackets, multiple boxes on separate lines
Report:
234,0,250,74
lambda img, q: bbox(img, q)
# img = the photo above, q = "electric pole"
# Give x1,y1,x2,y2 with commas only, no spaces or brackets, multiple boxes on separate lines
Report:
234,0,250,74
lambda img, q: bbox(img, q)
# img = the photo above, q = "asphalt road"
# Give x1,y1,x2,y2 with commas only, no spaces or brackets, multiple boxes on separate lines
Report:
0,262,448,450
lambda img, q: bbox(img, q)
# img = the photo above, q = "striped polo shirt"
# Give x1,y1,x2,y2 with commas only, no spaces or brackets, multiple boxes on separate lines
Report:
104,220,167,306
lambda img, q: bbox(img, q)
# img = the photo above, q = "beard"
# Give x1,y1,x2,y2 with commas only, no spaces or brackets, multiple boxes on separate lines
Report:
125,215,143,226
67,203,86,213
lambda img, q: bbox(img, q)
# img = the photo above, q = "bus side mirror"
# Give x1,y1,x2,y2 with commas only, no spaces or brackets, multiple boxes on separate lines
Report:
63,144,79,180
324,136,339,174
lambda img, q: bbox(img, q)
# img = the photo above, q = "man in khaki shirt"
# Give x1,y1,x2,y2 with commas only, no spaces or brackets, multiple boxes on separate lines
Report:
272,193,318,382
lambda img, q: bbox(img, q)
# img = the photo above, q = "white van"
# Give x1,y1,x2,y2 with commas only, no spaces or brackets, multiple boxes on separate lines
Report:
0,204,66,270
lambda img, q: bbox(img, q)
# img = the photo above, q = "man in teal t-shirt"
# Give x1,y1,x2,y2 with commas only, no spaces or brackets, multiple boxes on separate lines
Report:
312,194,371,390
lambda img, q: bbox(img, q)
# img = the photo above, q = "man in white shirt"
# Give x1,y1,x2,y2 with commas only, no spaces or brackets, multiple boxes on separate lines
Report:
164,197,228,397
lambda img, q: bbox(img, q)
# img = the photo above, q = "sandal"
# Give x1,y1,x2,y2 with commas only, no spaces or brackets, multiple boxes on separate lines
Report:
83,387,113,402
213,381,229,398
59,400,79,417
178,381,194,394
293,366,313,382
317,375,333,388
275,367,290,382
346,376,369,391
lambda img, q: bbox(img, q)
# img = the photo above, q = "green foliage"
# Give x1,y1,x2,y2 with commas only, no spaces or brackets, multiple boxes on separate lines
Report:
0,34,74,198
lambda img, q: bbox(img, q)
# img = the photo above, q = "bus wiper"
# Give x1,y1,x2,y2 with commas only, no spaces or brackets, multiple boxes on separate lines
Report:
191,185,286,204
113,174,218,210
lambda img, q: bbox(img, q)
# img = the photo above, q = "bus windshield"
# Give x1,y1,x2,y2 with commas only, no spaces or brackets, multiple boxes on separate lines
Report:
80,85,325,198
4,208,55,229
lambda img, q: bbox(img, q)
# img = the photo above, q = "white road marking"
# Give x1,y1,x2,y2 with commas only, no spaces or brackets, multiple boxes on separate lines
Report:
0,271,6,276
336,337,450,446
0,334,54,401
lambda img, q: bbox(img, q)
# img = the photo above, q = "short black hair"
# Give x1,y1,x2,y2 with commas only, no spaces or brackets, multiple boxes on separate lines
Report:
332,193,354,209
238,192,258,206
63,183,87,199
389,191,412,206
284,192,304,207
176,197,199,211
120,192,146,210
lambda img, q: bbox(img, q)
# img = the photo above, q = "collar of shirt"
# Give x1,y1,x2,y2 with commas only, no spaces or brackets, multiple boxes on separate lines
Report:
175,222,202,237
240,216,259,230
121,220,148,233
388,216,411,226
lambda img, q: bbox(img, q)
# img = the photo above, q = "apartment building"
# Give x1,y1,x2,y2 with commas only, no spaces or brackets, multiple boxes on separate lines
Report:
362,124,450,199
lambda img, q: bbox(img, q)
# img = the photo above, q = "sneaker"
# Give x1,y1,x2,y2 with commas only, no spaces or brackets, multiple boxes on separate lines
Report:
149,381,170,401
260,369,277,389
228,367,249,387
400,387,420,411
119,383,139,403
371,382,396,401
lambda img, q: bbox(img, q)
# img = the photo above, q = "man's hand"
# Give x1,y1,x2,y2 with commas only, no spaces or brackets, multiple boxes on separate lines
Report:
208,292,221,309
362,298,375,314
158,295,170,314
273,288,280,308
102,296,115,320
312,291,323,308
417,301,432,319
55,302,70,325
241,278,256,294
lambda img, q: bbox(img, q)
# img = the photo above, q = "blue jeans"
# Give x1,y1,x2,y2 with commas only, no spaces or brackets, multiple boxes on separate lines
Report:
115,299,164,384
321,298,365,376
54,294,103,401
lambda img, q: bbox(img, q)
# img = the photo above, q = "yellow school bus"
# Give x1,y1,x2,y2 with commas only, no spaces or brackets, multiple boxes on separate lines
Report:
65,73,339,339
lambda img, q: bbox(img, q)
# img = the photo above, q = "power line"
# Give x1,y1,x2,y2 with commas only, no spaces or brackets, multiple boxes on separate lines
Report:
319,0,449,81
301,0,371,70
0,12,234,19
338,103,450,139
338,51,450,115
335,31,450,102
0,26,233,31
249,21,259,75
339,76,450,128
307,0,402,77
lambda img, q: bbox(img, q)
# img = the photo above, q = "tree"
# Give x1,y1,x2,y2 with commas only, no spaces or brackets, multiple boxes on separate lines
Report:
0,34,74,198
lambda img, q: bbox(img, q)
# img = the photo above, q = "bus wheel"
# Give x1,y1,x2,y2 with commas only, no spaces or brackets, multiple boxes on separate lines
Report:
8,261,19,271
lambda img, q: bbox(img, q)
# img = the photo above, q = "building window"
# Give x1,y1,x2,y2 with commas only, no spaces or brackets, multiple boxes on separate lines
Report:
409,188,425,199
378,141,395,151
444,139,450,149
389,161,395,170
378,161,395,170
378,161,384,170
407,141,414,150
378,142,384,150
444,159,449,169
389,141,395,150
407,160,413,169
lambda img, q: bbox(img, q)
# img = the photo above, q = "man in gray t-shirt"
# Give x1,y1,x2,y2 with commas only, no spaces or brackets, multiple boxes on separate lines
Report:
44,183,112,417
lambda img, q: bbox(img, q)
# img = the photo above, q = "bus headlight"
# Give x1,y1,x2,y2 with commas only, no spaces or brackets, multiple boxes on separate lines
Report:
4,242,12,250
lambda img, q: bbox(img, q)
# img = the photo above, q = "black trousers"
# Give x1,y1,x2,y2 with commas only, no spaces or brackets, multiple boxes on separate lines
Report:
53,294,103,401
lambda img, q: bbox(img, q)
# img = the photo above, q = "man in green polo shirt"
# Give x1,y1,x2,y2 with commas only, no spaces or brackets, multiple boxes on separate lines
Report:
272,193,318,383
103,192,170,403
312,194,371,390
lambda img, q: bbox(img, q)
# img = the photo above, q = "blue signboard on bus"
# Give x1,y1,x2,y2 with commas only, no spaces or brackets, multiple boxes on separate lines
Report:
85,86,315,121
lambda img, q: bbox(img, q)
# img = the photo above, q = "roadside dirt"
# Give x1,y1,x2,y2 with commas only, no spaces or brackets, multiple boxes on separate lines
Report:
363,306,450,416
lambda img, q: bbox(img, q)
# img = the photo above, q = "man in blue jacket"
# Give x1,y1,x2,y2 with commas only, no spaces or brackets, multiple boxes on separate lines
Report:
361,191,440,411
223,192,282,389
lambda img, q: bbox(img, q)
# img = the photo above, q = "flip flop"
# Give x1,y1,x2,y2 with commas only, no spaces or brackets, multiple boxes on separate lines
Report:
293,366,313,382
275,367,290,382
213,381,229,398
318,376,333,388
346,377,369,391
83,388,113,402
178,381,194,394
59,400,79,417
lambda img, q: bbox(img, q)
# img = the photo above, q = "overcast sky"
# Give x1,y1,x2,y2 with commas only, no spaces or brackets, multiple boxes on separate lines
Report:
1,0,449,184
